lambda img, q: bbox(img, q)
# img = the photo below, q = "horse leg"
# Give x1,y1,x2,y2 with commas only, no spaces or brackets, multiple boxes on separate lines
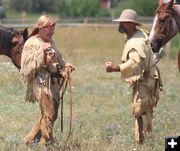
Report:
135,115,144,144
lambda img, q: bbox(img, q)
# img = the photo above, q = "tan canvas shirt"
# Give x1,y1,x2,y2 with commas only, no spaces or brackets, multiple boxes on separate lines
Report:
119,29,159,84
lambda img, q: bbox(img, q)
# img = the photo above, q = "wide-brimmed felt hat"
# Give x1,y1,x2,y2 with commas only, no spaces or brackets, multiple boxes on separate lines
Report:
112,9,142,26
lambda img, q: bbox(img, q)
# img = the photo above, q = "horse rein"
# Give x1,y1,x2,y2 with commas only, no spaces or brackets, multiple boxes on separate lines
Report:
10,34,25,69
59,68,74,151
159,12,171,41
59,67,73,133
10,34,24,54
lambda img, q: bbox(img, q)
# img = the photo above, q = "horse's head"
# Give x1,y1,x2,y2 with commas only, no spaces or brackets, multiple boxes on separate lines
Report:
9,28,28,69
149,0,179,53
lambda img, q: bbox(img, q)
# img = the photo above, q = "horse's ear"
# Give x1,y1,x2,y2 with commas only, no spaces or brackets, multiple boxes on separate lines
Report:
159,0,164,6
23,28,28,41
166,0,174,10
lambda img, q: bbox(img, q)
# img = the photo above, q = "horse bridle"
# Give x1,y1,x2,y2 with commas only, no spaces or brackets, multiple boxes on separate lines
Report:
10,33,24,54
157,8,180,45
8,32,26,69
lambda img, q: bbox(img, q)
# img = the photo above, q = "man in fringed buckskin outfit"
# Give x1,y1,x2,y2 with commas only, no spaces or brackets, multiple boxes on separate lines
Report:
105,9,163,144
20,15,75,147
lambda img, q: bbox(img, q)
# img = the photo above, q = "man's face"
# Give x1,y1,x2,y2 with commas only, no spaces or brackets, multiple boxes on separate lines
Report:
39,25,55,42
118,22,127,33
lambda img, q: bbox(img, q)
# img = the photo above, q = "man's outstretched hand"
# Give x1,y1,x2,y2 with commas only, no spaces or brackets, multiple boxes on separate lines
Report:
105,61,120,72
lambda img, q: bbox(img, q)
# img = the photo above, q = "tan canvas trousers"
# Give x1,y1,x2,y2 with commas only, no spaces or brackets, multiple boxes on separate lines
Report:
132,82,156,144
134,108,153,144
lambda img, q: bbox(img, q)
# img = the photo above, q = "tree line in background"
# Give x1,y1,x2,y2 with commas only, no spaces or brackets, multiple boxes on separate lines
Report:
1,0,158,18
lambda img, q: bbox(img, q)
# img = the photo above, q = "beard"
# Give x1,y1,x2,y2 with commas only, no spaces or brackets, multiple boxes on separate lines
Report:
118,24,127,33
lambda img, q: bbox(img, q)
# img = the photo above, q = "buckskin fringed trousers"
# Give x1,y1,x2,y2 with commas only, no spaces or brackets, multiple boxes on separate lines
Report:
23,78,60,147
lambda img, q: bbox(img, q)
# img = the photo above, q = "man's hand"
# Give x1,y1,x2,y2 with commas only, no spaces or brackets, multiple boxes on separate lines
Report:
65,63,75,72
44,47,57,65
105,61,120,72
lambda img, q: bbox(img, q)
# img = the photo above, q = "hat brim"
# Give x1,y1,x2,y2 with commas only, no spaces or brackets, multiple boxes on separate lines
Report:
112,19,142,26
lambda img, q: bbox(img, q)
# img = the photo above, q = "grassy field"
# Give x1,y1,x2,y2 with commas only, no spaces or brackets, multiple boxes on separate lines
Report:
0,25,179,151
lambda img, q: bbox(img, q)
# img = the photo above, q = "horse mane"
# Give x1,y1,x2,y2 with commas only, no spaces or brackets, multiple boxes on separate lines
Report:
0,25,19,54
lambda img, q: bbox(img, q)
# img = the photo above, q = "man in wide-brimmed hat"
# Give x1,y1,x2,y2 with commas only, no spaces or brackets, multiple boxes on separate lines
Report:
105,9,163,144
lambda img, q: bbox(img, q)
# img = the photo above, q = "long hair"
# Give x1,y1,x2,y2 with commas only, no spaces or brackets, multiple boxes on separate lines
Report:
30,15,56,37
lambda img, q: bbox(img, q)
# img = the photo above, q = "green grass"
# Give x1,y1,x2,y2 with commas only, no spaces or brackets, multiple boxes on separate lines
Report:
0,26,179,151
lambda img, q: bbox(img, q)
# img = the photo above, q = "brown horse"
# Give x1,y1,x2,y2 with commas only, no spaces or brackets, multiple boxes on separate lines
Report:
0,25,28,69
149,0,180,53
